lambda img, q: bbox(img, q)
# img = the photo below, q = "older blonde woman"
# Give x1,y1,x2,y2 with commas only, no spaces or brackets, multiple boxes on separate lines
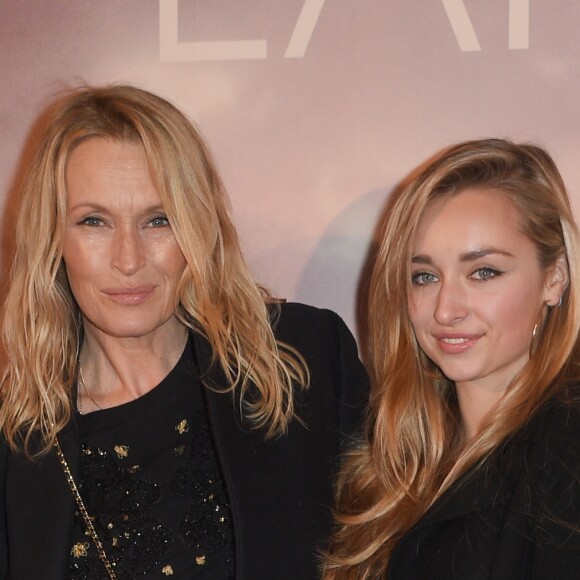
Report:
0,85,368,579
326,139,580,579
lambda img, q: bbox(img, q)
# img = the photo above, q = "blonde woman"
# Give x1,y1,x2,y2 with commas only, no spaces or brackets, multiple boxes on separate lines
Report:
326,139,580,578
0,85,368,579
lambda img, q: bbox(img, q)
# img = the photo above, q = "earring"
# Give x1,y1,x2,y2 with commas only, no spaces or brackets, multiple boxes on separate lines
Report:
532,323,538,338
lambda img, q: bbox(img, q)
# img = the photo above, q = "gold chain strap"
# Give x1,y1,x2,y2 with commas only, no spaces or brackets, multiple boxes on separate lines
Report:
54,438,118,580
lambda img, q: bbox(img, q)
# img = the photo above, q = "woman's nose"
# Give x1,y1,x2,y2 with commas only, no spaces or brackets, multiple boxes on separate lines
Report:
434,280,469,325
112,228,145,275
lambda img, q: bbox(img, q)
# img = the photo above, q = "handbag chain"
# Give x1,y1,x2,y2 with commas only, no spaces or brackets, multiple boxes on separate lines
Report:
54,437,118,580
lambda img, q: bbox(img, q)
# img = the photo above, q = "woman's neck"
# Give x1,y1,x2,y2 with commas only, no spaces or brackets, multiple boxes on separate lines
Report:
455,381,504,441
77,318,189,412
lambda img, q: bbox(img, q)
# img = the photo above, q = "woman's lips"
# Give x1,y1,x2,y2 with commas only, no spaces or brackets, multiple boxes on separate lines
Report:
434,334,481,354
103,285,156,305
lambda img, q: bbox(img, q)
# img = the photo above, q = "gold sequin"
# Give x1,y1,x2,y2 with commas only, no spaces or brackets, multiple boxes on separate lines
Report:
114,444,129,458
195,555,206,566
71,542,90,558
176,419,189,434
162,565,174,575
112,536,118,547
174,444,186,456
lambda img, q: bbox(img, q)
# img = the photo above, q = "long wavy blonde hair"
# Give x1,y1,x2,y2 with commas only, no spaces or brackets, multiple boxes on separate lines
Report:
1,84,308,456
325,139,580,578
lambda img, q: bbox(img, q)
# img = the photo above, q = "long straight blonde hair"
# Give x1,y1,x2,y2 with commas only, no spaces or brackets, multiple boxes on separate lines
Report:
325,139,580,578
1,84,308,456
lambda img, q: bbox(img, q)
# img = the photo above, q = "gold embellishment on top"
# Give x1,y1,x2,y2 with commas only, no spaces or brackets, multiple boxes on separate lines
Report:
195,555,206,566
71,542,90,558
176,419,189,434
162,565,174,575
114,445,129,458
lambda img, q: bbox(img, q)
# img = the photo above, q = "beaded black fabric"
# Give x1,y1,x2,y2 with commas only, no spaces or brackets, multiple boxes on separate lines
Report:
171,417,231,557
67,342,234,579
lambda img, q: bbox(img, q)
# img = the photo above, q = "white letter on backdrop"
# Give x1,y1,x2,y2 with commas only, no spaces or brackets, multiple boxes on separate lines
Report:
284,0,327,58
509,0,529,49
159,0,268,62
441,0,481,52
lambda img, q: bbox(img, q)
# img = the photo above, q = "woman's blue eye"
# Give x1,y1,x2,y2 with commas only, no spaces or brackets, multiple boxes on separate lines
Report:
80,216,103,226
412,272,438,286
149,216,169,227
472,267,501,281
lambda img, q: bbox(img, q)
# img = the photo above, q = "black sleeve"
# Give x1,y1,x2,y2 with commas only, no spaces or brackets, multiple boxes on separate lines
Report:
0,438,8,579
530,401,580,579
324,308,370,438
206,302,370,579
273,302,370,438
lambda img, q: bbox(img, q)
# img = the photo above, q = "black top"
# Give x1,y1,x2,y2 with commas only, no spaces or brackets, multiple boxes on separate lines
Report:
0,303,370,579
387,388,580,580
68,340,233,579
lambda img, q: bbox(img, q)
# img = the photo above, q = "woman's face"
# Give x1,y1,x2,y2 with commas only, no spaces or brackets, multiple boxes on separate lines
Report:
408,188,562,395
62,138,187,344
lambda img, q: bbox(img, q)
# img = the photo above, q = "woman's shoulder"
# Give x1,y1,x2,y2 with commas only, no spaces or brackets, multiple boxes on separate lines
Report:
271,301,354,345
497,386,580,510
274,300,346,324
271,301,364,369
520,385,580,572
540,384,580,445
518,384,580,513
271,302,369,424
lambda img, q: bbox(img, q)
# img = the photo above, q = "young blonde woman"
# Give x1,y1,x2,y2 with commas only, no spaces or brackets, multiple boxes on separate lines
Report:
0,85,368,579
326,139,580,578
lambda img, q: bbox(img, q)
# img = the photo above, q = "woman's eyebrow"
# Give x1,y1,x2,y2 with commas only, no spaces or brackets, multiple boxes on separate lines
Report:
411,248,514,265
459,248,514,261
411,255,432,264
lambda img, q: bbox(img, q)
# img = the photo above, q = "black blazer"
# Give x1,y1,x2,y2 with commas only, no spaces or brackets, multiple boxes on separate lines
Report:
0,303,369,579
387,390,580,579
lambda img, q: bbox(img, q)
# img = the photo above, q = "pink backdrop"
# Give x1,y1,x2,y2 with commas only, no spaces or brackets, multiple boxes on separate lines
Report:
2,0,579,337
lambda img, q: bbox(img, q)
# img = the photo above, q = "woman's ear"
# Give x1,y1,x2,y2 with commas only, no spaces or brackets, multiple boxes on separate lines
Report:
544,253,569,306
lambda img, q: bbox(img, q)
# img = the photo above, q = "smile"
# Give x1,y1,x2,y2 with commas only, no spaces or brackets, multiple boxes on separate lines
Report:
103,286,156,305
435,334,480,354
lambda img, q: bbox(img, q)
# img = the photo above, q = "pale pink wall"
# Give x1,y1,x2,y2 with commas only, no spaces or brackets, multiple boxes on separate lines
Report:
2,0,579,335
